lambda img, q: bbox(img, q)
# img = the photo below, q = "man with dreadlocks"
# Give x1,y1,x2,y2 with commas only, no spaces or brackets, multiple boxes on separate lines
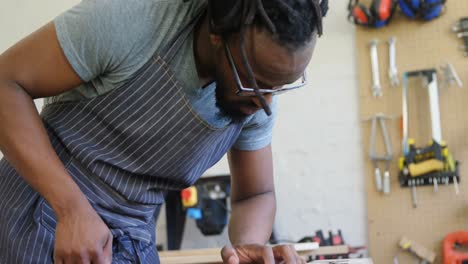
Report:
0,0,327,263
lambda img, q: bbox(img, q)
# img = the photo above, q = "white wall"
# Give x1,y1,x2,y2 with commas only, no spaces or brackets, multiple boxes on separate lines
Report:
1,0,366,249
273,0,366,246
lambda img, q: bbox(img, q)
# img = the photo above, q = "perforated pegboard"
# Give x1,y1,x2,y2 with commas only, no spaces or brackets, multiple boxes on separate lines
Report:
355,1,468,263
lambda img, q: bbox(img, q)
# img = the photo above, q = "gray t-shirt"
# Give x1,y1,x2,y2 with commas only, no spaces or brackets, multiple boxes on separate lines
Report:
49,0,277,151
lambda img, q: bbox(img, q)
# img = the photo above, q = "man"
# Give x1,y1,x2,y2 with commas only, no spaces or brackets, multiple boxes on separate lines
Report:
0,0,328,263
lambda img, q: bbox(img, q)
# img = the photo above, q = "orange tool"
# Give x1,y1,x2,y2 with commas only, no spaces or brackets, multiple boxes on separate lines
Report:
443,231,468,264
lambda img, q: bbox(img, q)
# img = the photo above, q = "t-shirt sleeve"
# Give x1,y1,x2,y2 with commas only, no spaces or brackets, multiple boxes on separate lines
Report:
53,0,155,82
232,97,278,151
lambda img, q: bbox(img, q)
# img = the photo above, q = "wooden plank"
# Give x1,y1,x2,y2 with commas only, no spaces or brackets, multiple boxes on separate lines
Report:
160,255,220,264
310,259,373,264
299,245,349,257
159,244,350,264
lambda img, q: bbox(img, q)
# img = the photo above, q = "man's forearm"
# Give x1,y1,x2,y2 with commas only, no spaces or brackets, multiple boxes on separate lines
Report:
228,191,276,245
0,80,89,218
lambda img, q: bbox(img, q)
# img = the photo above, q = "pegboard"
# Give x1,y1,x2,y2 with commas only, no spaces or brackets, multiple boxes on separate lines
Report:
355,1,468,263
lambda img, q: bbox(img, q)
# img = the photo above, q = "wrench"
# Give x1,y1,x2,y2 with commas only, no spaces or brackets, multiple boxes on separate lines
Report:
388,37,399,87
369,39,382,97
440,63,463,88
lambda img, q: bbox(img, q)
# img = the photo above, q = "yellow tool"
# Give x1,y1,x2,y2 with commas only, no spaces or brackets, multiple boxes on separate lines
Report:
408,159,443,177
399,69,460,208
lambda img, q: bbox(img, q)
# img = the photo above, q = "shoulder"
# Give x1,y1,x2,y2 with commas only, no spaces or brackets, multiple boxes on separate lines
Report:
232,97,278,151
82,0,207,60
53,0,206,80
56,0,206,45
243,97,278,129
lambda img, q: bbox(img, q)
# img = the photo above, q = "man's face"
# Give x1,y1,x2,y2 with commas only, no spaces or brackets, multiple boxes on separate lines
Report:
211,27,317,122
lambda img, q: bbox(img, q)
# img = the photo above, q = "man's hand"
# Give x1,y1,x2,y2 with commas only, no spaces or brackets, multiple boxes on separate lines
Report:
221,244,306,264
54,203,113,264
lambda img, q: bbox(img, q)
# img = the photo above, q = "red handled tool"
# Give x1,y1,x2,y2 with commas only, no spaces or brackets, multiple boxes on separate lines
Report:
443,231,468,264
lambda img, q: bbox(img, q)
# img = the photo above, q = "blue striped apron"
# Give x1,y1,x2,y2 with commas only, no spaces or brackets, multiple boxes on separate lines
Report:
0,5,243,263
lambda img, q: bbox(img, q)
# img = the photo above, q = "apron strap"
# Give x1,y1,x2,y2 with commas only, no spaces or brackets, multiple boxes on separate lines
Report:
160,4,207,62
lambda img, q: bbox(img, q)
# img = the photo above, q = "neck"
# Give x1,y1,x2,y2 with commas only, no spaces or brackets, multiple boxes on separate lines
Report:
193,12,215,86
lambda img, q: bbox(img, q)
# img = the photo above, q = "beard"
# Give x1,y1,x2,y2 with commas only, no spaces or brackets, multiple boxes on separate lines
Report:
214,83,248,124
212,68,252,124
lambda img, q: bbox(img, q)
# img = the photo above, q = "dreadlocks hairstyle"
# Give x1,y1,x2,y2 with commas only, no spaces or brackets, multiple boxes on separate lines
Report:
207,0,329,115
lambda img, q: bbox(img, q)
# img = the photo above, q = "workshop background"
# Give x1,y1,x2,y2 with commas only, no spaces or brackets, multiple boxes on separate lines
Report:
1,0,373,256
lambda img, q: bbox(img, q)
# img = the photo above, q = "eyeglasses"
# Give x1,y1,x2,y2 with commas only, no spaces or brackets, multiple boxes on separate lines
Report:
224,42,307,97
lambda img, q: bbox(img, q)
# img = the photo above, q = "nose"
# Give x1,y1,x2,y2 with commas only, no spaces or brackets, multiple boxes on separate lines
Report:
251,93,273,108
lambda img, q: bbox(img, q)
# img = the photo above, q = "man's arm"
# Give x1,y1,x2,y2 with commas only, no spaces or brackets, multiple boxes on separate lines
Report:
222,145,304,264
0,22,112,263
227,145,276,245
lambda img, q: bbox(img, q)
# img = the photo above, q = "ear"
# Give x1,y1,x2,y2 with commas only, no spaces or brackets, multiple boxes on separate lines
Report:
209,34,224,48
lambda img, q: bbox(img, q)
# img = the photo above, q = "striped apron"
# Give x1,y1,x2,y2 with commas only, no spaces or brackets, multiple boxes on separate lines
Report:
0,6,243,264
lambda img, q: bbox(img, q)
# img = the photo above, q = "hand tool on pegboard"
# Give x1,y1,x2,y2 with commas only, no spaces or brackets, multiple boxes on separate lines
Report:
452,17,468,56
443,231,468,264
398,69,460,208
369,40,383,97
388,36,400,87
364,113,395,194
399,236,436,264
440,63,463,88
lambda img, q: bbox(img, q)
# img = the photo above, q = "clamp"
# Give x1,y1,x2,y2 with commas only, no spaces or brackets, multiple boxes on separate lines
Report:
399,69,460,208
365,113,394,194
